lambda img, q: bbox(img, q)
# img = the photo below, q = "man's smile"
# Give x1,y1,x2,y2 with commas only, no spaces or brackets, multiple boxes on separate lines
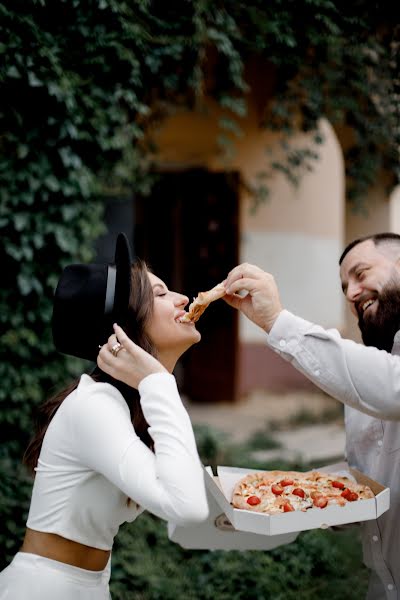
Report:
356,295,378,318
361,298,377,314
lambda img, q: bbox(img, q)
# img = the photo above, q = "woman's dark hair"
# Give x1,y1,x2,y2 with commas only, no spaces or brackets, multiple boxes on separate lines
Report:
23,259,156,475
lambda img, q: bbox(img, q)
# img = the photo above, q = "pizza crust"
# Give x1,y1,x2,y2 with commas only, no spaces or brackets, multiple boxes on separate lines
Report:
180,281,226,323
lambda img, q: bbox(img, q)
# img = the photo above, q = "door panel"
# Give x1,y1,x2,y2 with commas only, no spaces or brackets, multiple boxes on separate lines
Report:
135,169,239,403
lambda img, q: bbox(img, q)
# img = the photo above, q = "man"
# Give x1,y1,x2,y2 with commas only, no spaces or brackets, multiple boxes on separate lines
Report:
224,233,400,600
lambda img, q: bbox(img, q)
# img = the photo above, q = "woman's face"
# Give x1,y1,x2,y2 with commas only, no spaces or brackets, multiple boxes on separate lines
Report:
146,272,201,369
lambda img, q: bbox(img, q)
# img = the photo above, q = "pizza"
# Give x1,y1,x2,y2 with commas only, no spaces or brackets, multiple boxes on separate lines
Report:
180,281,226,323
231,470,374,514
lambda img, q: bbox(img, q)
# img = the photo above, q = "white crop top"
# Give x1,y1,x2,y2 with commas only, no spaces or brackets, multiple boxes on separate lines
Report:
26,372,209,550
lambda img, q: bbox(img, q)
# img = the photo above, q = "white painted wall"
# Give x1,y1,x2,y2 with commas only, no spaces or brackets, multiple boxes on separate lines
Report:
237,118,346,343
240,232,344,342
389,185,400,232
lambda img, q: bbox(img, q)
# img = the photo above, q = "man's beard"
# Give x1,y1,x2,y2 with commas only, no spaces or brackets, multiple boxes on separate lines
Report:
358,279,400,352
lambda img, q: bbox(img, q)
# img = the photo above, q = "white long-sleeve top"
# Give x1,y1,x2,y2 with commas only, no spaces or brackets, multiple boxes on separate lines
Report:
26,372,209,550
267,310,400,599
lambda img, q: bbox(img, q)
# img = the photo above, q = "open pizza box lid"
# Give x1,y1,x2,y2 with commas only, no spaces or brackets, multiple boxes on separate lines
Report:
204,462,390,536
168,467,299,550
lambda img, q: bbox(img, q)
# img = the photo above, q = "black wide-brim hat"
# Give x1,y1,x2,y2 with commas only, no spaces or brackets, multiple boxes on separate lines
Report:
52,233,133,361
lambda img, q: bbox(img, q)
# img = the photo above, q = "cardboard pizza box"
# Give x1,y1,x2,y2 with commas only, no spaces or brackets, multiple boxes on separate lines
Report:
205,462,390,536
168,467,299,550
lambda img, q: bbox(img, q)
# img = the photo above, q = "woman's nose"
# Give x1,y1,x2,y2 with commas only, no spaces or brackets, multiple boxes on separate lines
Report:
176,293,189,307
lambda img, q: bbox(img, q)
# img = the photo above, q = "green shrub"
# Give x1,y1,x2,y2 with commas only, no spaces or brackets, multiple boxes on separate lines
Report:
110,513,368,600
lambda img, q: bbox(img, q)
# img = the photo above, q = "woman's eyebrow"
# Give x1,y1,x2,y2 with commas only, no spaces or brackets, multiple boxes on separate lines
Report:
152,283,168,292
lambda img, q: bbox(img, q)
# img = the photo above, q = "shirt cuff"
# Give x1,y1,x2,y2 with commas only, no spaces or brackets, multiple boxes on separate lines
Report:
267,309,315,353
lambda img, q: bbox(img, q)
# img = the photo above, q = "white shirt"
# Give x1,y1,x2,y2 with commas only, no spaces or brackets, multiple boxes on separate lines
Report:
267,310,400,600
27,372,209,550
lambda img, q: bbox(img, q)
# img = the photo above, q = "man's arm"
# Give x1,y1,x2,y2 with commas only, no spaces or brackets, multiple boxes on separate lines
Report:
268,310,400,420
224,263,400,421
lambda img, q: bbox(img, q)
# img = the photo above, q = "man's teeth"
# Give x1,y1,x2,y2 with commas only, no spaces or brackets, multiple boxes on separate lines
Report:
362,299,375,312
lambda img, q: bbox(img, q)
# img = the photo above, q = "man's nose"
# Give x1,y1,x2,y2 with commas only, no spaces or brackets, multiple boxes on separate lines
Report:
346,280,363,303
345,282,362,315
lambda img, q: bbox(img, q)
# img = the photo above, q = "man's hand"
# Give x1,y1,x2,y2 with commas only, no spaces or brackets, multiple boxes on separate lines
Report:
224,263,283,333
98,324,167,389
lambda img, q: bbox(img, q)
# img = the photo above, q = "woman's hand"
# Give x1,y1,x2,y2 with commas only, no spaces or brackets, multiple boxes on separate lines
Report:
97,324,167,389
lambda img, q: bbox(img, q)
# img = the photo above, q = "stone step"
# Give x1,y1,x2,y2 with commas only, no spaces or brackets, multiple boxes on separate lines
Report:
250,424,346,464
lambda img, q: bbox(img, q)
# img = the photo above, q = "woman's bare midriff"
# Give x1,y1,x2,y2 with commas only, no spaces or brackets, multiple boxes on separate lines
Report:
21,528,111,571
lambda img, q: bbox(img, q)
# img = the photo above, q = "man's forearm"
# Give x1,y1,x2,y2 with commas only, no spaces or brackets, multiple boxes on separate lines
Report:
266,310,400,421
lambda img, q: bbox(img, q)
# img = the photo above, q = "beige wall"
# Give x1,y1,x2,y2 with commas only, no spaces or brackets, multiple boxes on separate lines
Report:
153,100,346,333
151,90,399,392
237,118,345,339
345,184,391,245
151,95,351,393
236,118,344,239
153,101,343,235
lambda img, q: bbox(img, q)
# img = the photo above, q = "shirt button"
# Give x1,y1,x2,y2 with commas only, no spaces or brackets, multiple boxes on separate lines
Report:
377,440,383,447
372,535,379,542
279,340,286,348
315,370,320,377
388,584,394,591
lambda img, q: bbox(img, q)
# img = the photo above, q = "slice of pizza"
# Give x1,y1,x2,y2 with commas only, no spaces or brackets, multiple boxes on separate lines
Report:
180,281,226,323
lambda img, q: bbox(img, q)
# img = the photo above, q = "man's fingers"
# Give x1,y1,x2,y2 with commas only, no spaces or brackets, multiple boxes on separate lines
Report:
225,263,264,288
225,277,260,296
223,293,243,310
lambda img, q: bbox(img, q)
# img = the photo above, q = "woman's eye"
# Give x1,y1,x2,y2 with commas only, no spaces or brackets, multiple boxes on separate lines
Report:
156,293,167,297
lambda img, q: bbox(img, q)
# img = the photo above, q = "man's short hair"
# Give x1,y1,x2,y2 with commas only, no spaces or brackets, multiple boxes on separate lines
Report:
339,233,400,265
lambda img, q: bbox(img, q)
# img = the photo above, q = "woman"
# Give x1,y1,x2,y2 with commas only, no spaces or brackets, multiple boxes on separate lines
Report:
0,233,209,599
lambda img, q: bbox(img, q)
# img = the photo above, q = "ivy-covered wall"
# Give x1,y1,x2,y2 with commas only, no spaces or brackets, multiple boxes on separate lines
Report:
0,0,398,590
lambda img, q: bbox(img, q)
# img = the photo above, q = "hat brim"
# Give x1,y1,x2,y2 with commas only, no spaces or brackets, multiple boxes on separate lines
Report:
51,232,135,362
113,232,134,326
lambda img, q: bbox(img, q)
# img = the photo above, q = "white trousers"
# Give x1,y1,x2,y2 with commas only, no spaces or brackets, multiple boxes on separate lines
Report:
0,552,111,599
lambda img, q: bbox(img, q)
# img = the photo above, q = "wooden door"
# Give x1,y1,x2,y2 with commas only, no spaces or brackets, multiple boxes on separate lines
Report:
134,169,239,403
